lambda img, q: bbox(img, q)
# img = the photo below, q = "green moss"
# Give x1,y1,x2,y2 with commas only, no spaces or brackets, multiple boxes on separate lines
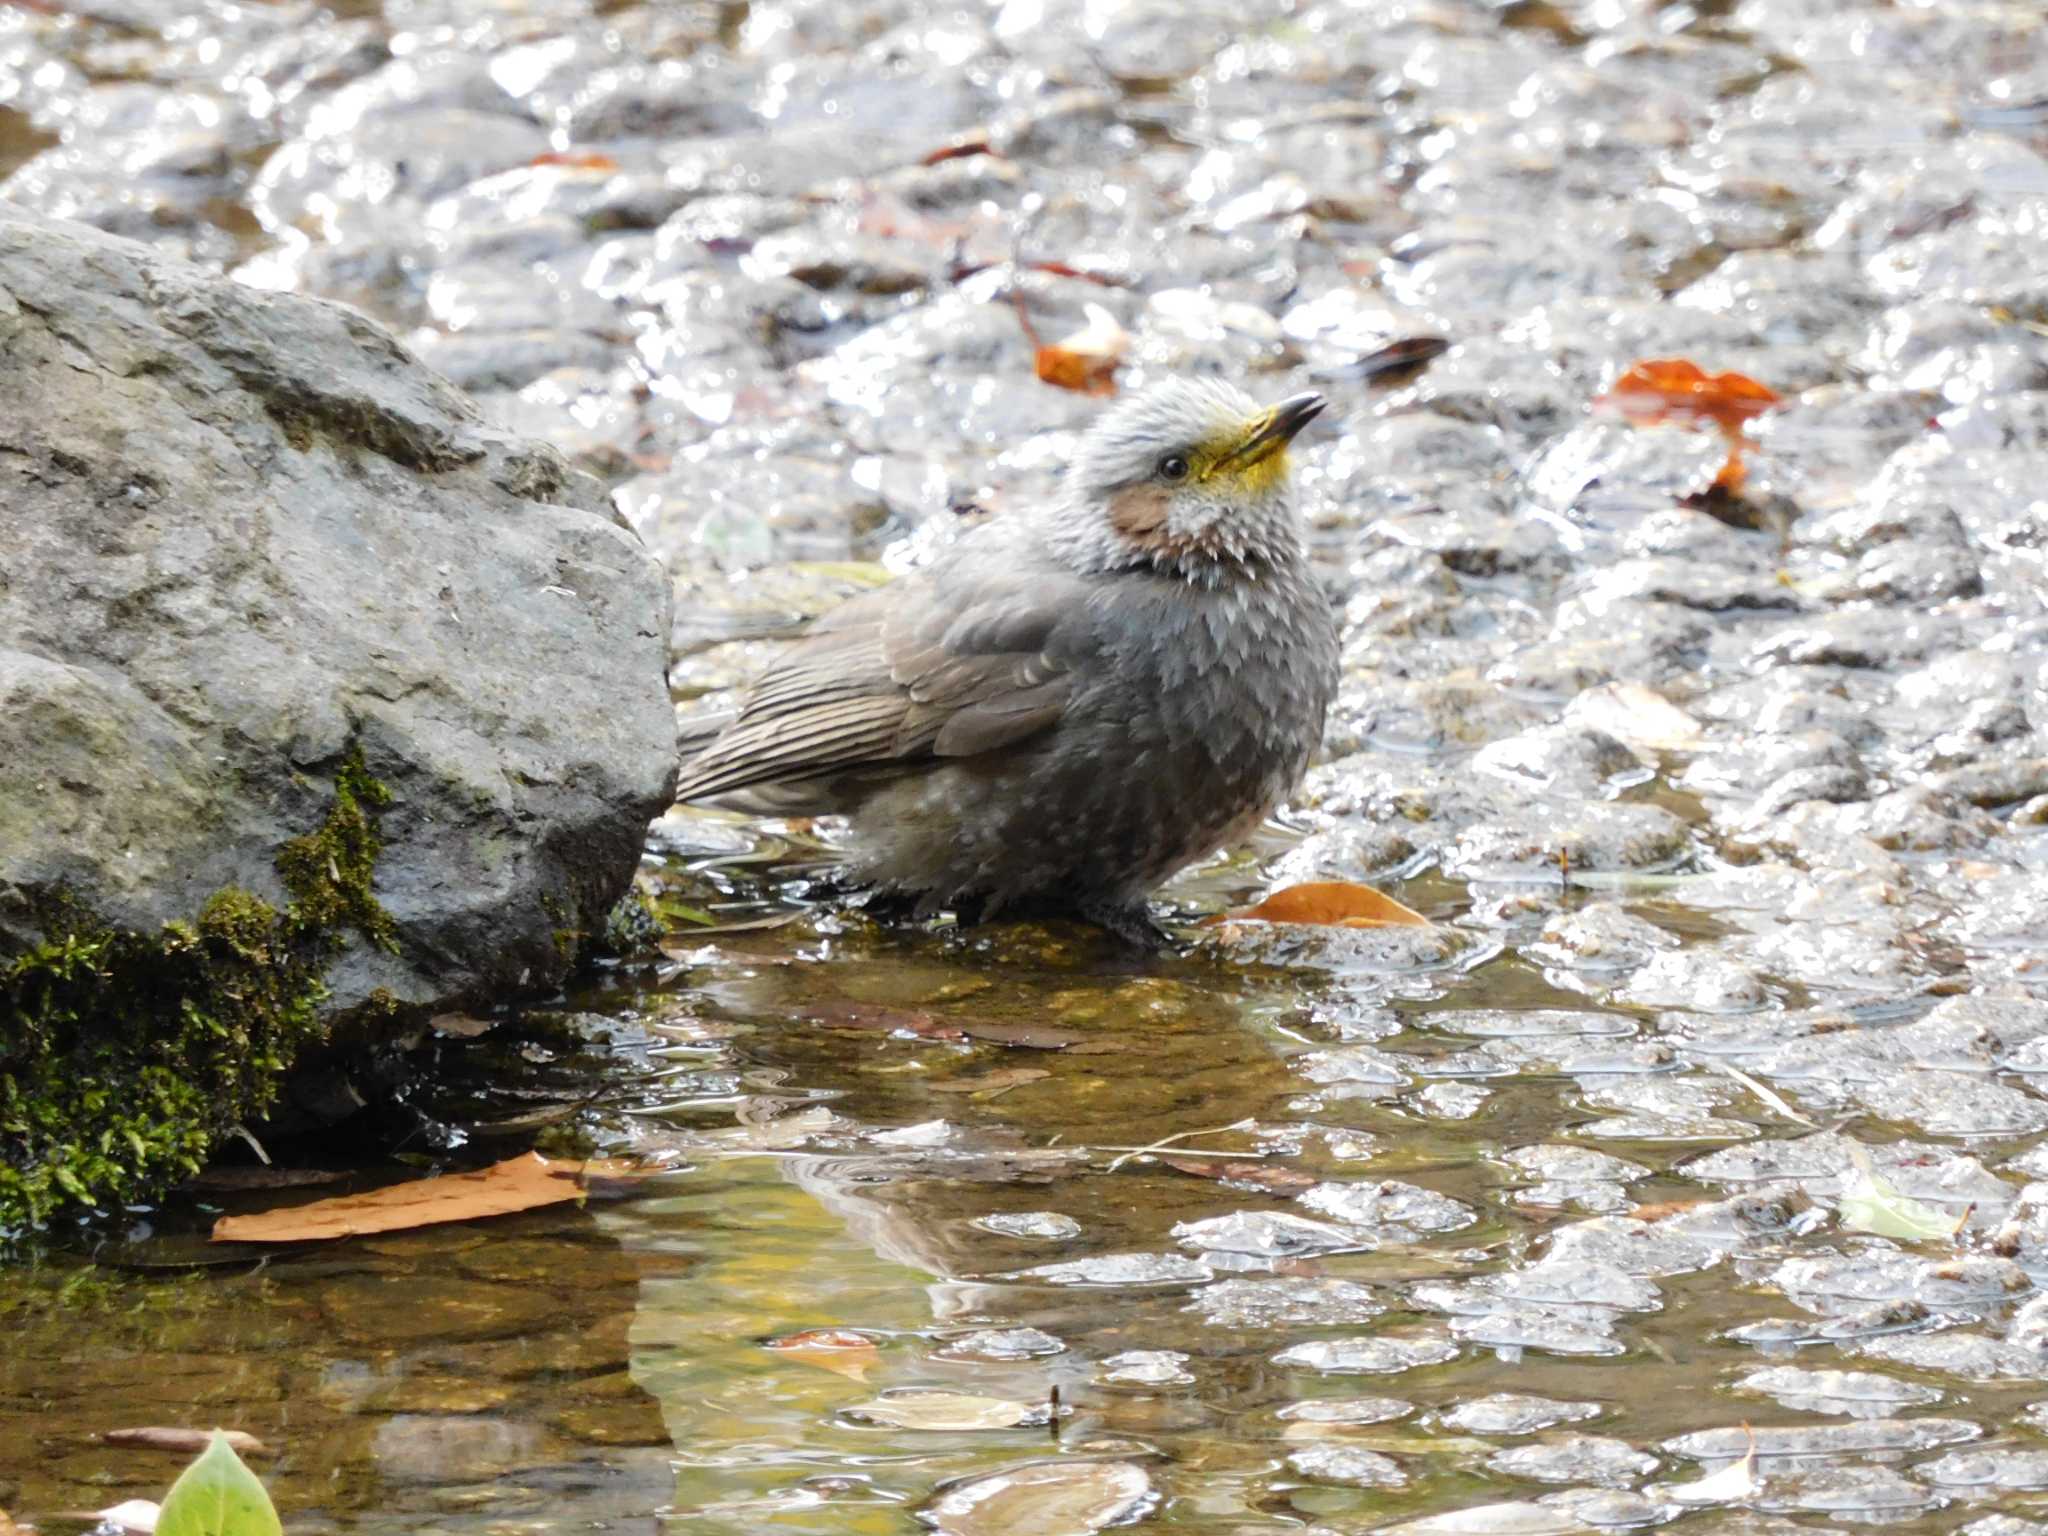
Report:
275,747,397,953
598,889,661,957
0,748,399,1235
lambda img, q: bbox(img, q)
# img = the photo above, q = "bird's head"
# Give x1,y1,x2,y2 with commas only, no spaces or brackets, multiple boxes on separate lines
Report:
1054,377,1325,579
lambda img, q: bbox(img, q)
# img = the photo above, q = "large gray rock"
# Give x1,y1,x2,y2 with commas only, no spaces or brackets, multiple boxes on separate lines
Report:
0,207,676,1018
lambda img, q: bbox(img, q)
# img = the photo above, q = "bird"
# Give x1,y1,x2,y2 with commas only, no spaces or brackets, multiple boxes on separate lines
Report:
674,376,1342,947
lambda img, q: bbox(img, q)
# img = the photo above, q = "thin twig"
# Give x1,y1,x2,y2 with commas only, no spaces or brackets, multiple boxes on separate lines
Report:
1705,1059,1817,1128
1103,1118,1260,1173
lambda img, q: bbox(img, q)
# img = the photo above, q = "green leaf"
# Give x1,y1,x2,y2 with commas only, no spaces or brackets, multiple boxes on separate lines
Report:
1839,1143,1958,1242
156,1431,282,1536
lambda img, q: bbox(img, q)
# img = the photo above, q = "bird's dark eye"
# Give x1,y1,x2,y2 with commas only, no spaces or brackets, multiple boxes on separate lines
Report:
1158,454,1190,481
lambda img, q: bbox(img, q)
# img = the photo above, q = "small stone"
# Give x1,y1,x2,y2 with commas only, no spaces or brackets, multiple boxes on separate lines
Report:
1097,1350,1193,1387
1441,1395,1603,1436
975,1212,1082,1240
1274,1334,1461,1375
1488,1434,1657,1487
1287,1443,1407,1487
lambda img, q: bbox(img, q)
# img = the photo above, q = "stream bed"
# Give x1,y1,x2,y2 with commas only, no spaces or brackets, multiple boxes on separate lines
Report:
5,0,2048,1531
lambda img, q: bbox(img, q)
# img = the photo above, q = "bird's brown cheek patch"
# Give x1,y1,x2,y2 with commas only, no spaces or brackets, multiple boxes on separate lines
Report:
1108,483,1174,552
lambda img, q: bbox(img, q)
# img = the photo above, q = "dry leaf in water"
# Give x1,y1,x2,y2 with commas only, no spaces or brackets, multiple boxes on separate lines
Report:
530,150,619,172
845,1390,1046,1430
925,1067,1052,1098
955,1021,1092,1051
1348,335,1451,382
210,1153,626,1243
428,1012,495,1038
764,1328,881,1381
102,1429,269,1457
1596,358,1781,492
1157,1155,1318,1195
1015,296,1127,396
802,1001,968,1042
921,132,996,166
1205,880,1430,929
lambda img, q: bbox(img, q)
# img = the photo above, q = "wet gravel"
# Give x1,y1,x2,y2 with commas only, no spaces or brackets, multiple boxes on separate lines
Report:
4,0,2048,1532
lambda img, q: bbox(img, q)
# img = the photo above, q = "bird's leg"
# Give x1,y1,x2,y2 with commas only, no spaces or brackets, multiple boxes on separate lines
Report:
856,887,925,922
1080,899,1180,953
795,867,865,902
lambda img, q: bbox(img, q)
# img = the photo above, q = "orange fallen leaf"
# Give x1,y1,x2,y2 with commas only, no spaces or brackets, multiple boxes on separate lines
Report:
1014,294,1126,396
531,150,619,172
209,1152,634,1243
1596,358,1782,493
764,1328,881,1381
1202,880,1431,929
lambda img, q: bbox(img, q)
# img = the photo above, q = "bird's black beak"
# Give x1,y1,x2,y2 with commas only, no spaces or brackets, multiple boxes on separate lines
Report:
1214,391,1327,474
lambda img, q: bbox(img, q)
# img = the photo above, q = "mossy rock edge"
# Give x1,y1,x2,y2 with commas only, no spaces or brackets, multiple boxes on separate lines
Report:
0,747,399,1235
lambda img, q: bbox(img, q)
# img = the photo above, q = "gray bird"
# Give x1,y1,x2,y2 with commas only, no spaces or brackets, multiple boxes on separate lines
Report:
675,377,1341,946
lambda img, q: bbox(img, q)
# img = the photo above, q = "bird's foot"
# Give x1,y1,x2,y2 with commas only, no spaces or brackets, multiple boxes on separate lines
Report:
853,886,925,923
1080,900,1182,954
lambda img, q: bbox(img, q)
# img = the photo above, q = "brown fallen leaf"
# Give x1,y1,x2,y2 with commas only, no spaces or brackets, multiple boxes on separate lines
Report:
1596,358,1782,493
1025,259,1124,288
0,1506,36,1536
764,1328,881,1382
530,150,620,172
1350,335,1451,382
1014,293,1127,396
210,1152,636,1243
429,1012,495,1038
1203,880,1430,929
101,1428,269,1457
957,1021,1124,1054
1157,1155,1319,1195
921,132,997,166
465,1104,581,1137
801,1001,969,1042
925,1067,1052,1098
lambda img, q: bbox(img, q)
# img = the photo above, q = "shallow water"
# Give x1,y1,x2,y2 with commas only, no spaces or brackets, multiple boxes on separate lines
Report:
6,0,2048,1529
9,862,2048,1534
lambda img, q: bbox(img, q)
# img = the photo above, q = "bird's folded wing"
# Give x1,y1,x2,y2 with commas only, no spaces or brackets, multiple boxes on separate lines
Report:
674,576,1091,801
